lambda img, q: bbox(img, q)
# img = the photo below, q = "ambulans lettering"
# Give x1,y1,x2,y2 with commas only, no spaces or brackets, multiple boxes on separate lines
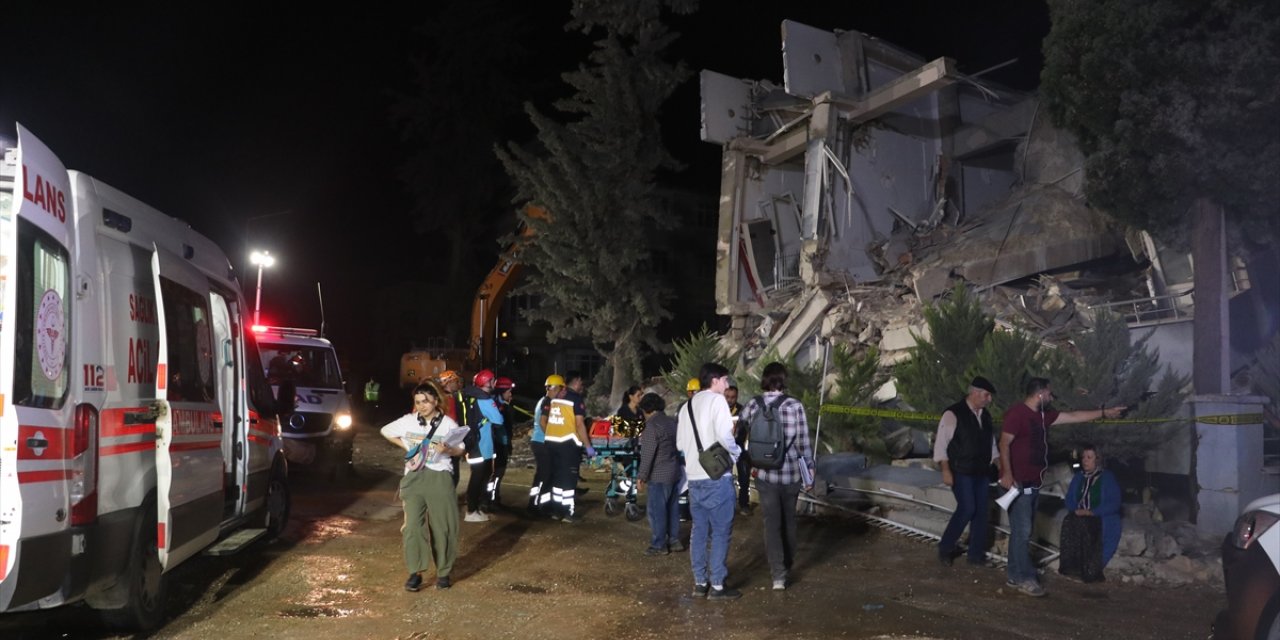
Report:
127,337,156,384
171,408,220,435
21,164,68,222
129,294,158,324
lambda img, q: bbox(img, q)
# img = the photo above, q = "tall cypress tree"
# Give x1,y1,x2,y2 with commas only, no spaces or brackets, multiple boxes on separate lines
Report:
496,0,696,406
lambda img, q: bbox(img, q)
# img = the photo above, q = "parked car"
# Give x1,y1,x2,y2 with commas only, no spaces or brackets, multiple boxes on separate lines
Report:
1216,493,1280,640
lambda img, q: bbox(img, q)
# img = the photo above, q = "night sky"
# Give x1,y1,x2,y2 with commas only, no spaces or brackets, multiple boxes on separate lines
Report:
1,1,1048,379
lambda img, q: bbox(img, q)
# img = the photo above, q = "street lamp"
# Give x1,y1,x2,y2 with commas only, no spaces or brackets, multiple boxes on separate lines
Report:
250,250,276,327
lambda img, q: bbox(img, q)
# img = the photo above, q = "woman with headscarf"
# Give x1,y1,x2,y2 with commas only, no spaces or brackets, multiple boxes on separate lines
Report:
1059,443,1122,582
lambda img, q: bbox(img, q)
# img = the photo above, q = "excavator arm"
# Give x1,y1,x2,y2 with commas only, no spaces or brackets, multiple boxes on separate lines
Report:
468,205,547,368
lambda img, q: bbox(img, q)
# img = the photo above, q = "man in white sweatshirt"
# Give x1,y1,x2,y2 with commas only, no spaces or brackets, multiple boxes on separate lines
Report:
677,362,743,601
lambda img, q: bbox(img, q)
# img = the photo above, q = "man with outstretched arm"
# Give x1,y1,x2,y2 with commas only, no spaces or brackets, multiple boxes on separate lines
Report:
999,377,1124,597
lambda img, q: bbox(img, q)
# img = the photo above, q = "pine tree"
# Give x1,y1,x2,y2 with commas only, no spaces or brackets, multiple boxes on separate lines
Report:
496,0,697,406
820,345,889,455
660,324,723,402
895,285,993,413
1044,312,1190,461
970,328,1047,418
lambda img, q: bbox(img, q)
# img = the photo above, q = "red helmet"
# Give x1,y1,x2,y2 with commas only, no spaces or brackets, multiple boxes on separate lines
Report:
495,376,515,391
473,369,496,388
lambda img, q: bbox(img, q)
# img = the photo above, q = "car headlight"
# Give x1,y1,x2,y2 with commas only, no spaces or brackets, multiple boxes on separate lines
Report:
1230,509,1279,550
335,413,353,430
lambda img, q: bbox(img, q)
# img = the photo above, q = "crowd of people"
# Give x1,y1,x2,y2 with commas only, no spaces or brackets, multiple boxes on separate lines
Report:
379,363,1125,600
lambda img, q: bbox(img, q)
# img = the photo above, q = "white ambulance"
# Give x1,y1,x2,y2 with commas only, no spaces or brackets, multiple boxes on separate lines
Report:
0,124,290,630
253,325,355,478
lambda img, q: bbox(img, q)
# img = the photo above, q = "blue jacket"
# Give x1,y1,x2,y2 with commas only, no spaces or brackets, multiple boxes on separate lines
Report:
462,385,504,461
1065,469,1123,567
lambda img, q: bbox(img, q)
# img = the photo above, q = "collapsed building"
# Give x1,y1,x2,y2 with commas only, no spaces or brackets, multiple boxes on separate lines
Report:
699,21,1274,537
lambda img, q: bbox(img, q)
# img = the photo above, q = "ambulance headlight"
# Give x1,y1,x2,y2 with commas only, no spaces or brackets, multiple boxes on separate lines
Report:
335,413,353,430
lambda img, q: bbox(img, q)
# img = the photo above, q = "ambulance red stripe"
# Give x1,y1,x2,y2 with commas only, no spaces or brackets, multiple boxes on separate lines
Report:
167,440,221,452
17,469,73,484
101,440,156,456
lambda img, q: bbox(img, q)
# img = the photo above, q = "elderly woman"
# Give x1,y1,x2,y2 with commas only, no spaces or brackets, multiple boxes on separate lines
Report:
1059,443,1122,582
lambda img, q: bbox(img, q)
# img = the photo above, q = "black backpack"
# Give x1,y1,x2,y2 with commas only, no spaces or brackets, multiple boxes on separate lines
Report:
747,394,793,470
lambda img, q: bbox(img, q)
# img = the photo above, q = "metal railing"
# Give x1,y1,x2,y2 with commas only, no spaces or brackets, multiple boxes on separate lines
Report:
1088,292,1192,327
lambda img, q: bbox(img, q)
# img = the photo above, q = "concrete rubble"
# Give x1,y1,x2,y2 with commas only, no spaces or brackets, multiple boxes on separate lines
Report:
698,19,1245,382
817,460,1225,586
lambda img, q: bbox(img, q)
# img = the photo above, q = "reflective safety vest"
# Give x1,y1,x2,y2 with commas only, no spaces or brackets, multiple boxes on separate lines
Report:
543,398,580,444
364,379,381,402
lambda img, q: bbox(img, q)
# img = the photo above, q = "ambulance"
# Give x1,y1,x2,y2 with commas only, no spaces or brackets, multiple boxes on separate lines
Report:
253,325,355,478
0,124,290,630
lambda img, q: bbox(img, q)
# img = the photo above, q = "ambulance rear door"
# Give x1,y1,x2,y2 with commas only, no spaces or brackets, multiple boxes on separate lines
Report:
0,125,78,610
150,249,222,568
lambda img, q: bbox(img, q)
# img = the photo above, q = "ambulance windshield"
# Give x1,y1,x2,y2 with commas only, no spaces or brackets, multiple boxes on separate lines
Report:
259,344,343,390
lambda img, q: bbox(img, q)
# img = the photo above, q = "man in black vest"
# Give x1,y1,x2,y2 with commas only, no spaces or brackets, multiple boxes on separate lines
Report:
932,376,998,566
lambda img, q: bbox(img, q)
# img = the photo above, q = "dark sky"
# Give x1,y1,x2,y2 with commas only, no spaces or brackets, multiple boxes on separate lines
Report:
1,1,1048,374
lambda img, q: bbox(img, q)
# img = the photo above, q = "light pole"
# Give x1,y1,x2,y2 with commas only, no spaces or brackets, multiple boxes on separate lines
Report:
250,250,276,327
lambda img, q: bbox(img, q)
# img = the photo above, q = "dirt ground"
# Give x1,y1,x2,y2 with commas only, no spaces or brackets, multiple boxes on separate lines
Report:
0,425,1226,640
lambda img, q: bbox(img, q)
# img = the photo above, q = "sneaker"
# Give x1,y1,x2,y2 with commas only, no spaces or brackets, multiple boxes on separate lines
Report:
561,514,584,524
737,505,751,516
708,586,742,601
1014,581,1047,597
772,579,786,591
644,547,668,556
692,583,709,598
464,511,490,523
404,573,423,592
668,540,686,552
436,576,452,590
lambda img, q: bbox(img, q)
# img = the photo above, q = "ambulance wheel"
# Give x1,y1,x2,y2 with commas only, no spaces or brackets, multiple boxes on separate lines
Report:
624,503,643,522
258,459,291,540
101,505,166,631
604,497,620,516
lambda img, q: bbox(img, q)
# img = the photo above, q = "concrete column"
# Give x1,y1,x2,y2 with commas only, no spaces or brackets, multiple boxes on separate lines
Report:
1192,199,1229,394
1192,394,1272,535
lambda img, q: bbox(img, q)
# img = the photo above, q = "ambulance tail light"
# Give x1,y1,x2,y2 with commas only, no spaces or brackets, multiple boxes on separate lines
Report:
70,404,100,526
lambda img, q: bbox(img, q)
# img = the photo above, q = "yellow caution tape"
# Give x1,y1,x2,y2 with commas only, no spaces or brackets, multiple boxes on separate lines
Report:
819,404,941,422
513,404,536,419
1195,413,1264,426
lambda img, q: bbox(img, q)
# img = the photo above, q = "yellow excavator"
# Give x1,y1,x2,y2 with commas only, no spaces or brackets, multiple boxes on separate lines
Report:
399,205,546,387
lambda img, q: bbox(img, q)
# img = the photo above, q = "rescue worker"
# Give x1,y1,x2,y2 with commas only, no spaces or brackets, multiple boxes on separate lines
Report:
686,377,701,399
542,371,594,523
438,370,465,486
461,369,504,522
676,376,703,522
528,375,562,517
725,384,751,515
492,376,516,507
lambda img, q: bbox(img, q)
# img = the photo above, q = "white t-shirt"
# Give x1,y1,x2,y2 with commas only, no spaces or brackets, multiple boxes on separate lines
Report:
381,412,460,474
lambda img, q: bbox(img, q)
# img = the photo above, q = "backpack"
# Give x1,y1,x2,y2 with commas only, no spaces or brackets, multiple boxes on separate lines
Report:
747,394,794,470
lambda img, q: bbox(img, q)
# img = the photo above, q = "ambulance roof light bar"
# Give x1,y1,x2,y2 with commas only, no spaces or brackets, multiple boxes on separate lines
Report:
251,325,319,338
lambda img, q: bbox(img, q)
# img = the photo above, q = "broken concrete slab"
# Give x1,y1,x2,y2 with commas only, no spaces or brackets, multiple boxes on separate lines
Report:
908,185,1125,300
